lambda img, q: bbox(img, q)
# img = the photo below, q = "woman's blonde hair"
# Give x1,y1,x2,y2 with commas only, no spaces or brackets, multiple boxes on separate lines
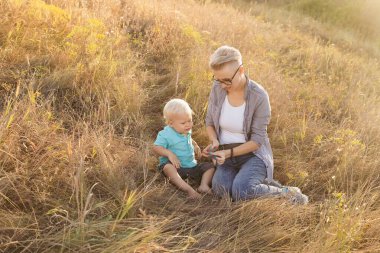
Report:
209,45,242,70
163,98,193,124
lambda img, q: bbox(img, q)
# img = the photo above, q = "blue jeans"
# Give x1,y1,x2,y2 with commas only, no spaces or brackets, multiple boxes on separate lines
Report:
212,153,282,201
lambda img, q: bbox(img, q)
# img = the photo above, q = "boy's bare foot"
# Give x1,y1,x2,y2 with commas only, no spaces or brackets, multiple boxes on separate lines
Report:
187,189,202,199
197,185,212,194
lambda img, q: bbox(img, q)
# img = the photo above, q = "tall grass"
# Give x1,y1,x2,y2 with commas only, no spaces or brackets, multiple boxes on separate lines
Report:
1,0,380,252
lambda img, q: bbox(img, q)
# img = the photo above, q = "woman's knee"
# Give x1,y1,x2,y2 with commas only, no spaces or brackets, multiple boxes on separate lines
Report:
231,180,263,201
231,180,247,201
212,168,233,197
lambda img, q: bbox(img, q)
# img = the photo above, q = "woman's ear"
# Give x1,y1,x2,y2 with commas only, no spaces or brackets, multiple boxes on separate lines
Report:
239,65,245,74
238,65,245,78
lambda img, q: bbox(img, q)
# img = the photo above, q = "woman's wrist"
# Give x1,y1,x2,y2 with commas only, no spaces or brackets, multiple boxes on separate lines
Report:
224,149,232,158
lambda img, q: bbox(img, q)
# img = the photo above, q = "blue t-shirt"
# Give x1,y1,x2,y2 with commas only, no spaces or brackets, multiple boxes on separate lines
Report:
154,126,197,168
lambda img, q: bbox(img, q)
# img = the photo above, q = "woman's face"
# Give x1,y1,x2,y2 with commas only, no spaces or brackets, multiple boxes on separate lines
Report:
212,62,244,90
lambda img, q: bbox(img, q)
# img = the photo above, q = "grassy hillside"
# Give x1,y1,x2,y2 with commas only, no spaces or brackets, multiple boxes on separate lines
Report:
1,0,379,252
241,0,380,58
249,0,380,35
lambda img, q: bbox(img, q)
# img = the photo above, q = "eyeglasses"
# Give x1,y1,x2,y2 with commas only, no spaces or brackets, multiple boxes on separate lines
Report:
212,64,243,86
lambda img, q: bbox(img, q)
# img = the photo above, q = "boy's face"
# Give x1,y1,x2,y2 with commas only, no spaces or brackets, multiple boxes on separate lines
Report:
169,113,193,135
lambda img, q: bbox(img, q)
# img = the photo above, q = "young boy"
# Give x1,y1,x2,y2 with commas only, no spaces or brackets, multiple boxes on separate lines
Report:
153,99,215,199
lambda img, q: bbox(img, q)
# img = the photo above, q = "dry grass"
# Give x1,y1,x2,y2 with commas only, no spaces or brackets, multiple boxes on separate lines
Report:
0,0,380,252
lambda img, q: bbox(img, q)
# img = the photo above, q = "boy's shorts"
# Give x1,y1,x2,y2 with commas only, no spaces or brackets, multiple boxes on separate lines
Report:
158,161,214,182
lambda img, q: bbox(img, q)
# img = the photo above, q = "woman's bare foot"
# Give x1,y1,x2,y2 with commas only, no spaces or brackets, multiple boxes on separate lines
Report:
187,189,202,199
197,184,212,194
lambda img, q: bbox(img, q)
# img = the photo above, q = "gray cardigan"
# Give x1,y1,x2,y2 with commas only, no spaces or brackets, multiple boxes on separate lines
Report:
205,76,274,181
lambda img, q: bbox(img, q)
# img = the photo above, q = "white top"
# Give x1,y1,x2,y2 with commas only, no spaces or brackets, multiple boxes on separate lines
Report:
219,96,246,144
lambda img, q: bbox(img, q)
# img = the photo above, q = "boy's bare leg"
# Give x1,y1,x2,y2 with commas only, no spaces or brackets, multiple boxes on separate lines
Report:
163,164,201,199
198,168,215,194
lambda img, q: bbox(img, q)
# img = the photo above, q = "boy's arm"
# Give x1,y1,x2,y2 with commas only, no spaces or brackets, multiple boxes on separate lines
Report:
191,139,202,159
152,145,173,157
152,145,181,169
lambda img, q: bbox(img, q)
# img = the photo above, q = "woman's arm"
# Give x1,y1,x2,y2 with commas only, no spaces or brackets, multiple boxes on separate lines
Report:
211,92,271,165
250,91,271,147
203,85,220,156
220,141,259,157
206,126,218,145
202,126,220,157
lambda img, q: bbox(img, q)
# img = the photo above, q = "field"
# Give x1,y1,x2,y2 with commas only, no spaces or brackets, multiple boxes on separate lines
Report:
1,0,380,252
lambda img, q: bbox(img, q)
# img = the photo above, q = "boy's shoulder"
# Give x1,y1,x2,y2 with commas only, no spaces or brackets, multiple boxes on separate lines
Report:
155,126,191,142
155,126,179,141
154,126,172,147
157,126,172,137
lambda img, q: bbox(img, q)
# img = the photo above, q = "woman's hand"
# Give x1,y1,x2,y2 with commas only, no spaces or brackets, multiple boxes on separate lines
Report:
168,152,181,169
202,139,220,157
210,150,226,165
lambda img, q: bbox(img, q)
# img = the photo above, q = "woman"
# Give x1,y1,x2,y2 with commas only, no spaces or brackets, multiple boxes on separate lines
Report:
202,45,308,204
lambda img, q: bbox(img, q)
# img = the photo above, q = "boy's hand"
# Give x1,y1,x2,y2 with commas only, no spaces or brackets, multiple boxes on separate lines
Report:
168,152,181,169
191,139,202,159
194,144,202,159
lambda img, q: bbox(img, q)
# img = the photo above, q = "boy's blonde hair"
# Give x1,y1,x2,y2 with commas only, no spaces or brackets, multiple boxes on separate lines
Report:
163,98,193,124
209,45,242,70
